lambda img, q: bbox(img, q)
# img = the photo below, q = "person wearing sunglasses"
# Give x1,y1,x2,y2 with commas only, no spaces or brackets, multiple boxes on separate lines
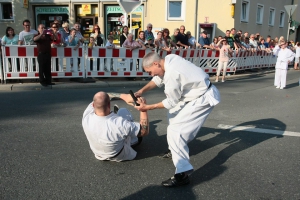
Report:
50,22,63,47
18,19,38,45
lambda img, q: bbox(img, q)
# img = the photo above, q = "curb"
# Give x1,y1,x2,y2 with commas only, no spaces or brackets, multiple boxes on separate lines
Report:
0,69,275,91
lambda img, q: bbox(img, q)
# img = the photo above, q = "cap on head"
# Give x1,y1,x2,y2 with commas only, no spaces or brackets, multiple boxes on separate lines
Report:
186,31,191,35
202,31,207,34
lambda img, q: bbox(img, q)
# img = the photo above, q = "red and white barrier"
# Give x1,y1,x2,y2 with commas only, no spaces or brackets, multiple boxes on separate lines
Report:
0,45,277,82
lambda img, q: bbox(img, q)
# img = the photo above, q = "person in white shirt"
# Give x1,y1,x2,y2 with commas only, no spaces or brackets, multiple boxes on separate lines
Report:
82,91,149,162
294,42,300,70
132,52,220,187
273,40,295,89
18,19,38,45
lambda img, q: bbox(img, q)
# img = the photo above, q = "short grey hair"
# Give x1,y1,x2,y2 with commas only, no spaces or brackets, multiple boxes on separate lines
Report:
174,28,179,33
142,52,162,68
147,23,153,28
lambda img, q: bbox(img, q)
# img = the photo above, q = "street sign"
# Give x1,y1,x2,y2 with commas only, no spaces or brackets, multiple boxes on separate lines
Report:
284,5,297,15
117,0,142,14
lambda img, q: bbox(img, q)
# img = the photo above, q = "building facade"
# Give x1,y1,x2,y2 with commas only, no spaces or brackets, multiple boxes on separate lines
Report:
0,0,299,43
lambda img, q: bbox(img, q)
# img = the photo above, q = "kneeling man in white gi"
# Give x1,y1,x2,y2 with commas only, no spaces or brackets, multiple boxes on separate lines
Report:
82,91,149,162
273,40,295,89
134,52,220,187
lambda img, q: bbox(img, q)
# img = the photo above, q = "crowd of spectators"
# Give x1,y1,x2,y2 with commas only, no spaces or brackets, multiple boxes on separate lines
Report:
1,20,300,71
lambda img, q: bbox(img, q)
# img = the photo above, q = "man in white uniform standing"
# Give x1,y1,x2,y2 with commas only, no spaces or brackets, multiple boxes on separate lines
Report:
134,52,220,187
82,91,149,162
273,40,295,89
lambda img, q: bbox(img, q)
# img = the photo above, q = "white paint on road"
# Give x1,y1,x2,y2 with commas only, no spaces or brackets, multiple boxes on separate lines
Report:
217,124,300,137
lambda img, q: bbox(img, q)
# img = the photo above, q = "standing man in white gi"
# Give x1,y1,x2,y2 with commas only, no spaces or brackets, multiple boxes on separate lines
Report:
273,40,295,89
82,92,149,162
133,52,220,187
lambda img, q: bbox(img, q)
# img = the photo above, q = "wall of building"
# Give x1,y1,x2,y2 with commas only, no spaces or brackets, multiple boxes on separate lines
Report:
234,0,296,40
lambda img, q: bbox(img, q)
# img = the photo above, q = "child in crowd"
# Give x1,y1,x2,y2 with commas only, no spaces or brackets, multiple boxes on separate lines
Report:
88,37,96,49
105,35,115,49
67,28,80,71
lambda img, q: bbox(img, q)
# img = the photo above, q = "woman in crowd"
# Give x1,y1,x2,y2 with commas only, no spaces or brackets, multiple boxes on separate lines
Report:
91,24,105,46
1,26,19,45
1,26,19,71
162,28,176,48
259,37,266,50
154,31,168,51
120,26,129,47
136,31,146,48
51,22,63,47
215,38,232,82
210,37,219,50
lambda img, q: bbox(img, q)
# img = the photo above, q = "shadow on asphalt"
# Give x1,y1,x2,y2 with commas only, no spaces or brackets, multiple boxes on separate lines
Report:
121,118,285,200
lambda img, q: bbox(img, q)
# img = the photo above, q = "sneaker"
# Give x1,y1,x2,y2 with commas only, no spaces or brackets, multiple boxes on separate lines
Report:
222,79,225,82
162,173,190,187
160,149,172,158
280,87,284,89
113,104,119,114
276,86,280,89
215,79,218,82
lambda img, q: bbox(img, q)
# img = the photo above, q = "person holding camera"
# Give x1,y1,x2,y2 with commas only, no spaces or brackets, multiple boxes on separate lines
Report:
273,40,295,89
215,38,233,82
33,24,57,87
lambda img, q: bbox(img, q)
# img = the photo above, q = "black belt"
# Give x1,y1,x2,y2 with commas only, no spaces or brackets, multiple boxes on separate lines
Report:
110,146,124,158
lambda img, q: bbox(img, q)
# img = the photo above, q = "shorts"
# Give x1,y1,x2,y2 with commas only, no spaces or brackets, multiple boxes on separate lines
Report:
295,57,299,63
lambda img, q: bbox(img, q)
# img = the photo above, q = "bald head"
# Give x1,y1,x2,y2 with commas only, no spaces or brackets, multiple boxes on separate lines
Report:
93,92,110,112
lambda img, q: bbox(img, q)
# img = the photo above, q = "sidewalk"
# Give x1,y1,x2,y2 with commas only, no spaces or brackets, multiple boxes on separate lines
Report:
0,68,275,91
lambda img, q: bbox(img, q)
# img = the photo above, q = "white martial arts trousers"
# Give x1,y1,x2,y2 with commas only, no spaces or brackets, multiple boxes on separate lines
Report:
167,85,220,174
217,61,228,77
274,68,287,88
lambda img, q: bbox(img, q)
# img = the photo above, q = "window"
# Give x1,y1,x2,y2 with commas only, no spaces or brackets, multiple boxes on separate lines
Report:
256,4,264,24
0,2,13,20
279,11,285,27
269,8,275,26
166,0,186,21
241,1,250,22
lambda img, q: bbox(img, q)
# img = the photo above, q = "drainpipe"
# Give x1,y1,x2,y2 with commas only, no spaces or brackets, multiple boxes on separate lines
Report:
194,0,198,41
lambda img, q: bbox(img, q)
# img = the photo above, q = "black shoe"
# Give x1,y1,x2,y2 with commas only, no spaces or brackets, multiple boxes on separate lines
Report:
48,83,55,85
160,149,172,158
40,83,48,87
162,173,190,187
113,104,119,114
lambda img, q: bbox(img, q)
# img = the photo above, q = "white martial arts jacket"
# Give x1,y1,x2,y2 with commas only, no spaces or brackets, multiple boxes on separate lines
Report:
152,54,220,113
273,45,295,69
82,103,140,161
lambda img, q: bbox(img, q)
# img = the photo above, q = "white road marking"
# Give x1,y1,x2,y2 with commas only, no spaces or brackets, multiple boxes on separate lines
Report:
217,124,300,137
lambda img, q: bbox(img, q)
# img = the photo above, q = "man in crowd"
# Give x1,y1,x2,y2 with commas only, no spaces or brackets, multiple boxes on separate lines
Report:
198,31,212,49
224,29,237,50
131,52,220,187
144,23,154,41
186,31,196,48
18,19,38,45
82,91,149,161
176,25,189,48
33,24,56,87
73,22,84,44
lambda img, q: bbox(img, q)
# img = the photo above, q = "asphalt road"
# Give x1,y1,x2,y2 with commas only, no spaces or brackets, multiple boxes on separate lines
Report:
1,69,300,199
